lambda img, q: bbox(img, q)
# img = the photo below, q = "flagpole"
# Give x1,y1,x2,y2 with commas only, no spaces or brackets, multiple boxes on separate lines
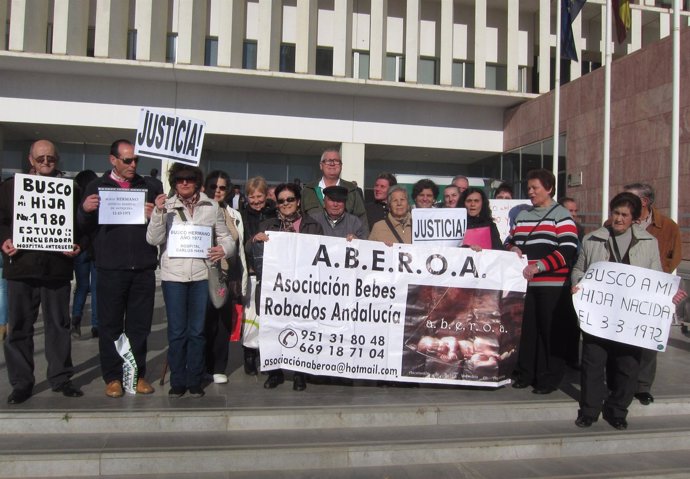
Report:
553,0,562,199
601,0,612,224
670,0,680,223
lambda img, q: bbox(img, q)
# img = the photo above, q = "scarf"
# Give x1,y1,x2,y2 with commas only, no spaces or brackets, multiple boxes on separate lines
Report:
278,210,302,232
179,192,200,217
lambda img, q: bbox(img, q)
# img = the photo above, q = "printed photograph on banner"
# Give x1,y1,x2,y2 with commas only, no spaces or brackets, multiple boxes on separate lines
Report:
489,199,531,242
401,285,523,383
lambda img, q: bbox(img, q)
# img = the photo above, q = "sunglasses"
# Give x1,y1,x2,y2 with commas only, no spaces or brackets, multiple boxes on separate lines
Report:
33,155,58,165
119,156,138,165
208,184,227,191
321,159,342,166
175,176,196,184
276,196,297,205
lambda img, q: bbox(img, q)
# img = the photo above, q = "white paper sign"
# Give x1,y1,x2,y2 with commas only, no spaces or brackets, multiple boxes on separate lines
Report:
489,199,532,242
573,261,680,351
411,208,467,247
12,174,74,252
259,232,528,387
135,108,206,166
98,188,146,225
167,224,212,258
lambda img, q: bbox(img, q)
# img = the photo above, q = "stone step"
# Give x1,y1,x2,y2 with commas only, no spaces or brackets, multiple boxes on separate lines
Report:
1,413,689,477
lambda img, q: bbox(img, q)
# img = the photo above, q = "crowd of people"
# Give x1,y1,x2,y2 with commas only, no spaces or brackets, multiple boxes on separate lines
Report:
0,140,685,431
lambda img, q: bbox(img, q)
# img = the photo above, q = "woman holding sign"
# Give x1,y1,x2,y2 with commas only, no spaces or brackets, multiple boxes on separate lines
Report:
571,192,685,430
147,164,235,398
458,187,503,251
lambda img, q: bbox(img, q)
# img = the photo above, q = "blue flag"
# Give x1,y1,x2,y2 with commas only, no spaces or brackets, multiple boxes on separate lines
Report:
561,0,587,62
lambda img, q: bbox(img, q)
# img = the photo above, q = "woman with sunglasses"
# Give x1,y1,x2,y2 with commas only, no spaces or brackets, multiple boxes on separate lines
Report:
147,164,235,398
251,183,323,390
202,171,248,384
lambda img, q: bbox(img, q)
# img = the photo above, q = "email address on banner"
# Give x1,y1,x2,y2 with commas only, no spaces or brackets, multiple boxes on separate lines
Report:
262,356,398,376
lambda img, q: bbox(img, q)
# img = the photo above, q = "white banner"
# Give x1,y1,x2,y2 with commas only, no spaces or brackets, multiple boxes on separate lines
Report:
573,261,680,351
12,174,74,252
167,224,212,258
98,188,146,225
411,208,467,247
489,199,531,242
259,232,528,387
134,108,206,166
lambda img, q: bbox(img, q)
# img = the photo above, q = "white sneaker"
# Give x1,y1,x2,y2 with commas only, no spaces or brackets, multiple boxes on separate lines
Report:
213,374,228,384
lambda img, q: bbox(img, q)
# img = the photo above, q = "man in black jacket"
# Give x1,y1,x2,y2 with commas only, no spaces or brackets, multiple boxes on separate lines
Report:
0,139,83,404
78,139,164,398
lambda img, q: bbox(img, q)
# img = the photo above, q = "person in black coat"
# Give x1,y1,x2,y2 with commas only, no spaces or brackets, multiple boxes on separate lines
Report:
458,187,504,250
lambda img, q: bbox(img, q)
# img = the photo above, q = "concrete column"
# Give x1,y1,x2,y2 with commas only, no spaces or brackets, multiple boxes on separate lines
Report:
94,0,129,59
340,142,365,189
0,0,6,51
659,12,671,38
176,0,206,65
295,0,317,74
627,8,642,53
473,0,486,89
506,0,519,91
135,0,168,62
569,10,582,81
333,0,353,77
439,0,453,86
538,0,551,94
404,0,419,83
52,0,89,55
257,0,281,71
8,0,50,53
599,4,606,65
217,0,246,68
369,0,387,80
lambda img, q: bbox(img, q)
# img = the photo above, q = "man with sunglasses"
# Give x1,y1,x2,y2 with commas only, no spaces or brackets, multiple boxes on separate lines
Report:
78,139,164,398
0,140,84,404
301,147,368,231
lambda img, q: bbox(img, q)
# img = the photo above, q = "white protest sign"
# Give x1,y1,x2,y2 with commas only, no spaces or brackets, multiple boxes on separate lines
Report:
411,208,467,247
12,174,74,252
573,261,680,351
135,108,206,166
489,199,531,242
259,232,528,387
98,188,146,225
167,224,212,258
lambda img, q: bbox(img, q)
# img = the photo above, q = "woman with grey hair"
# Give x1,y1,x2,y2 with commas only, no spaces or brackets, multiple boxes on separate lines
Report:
368,185,412,245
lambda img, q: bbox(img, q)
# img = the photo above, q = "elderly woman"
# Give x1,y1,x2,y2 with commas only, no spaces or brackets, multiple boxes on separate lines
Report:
459,187,503,250
252,183,323,391
506,169,578,395
147,164,235,398
572,192,686,430
369,185,412,245
202,170,248,384
239,176,276,375
412,179,438,209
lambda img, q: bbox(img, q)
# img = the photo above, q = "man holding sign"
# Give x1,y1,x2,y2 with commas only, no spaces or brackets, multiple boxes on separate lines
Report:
0,140,83,404
571,193,686,430
78,139,164,398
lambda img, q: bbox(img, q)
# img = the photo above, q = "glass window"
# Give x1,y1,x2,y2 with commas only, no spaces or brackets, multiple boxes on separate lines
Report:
316,47,333,76
486,64,507,91
166,34,177,63
353,51,369,79
127,30,137,60
451,61,463,87
46,23,53,53
243,41,257,69
87,27,95,57
464,62,474,88
280,43,296,73
419,57,438,85
205,37,218,66
384,55,405,82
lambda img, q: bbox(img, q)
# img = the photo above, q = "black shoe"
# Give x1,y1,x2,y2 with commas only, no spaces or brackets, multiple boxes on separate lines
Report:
168,387,186,398
634,392,654,405
91,327,99,339
70,325,81,339
532,386,557,395
264,374,284,389
53,381,84,398
512,379,531,389
603,415,628,430
575,412,597,428
7,389,31,405
188,386,205,398
293,374,307,391
244,350,258,376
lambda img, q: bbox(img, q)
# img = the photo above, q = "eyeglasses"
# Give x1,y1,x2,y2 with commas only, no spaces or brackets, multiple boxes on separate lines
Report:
175,176,196,184
276,196,297,205
119,157,138,165
208,184,227,191
321,159,342,166
33,155,58,165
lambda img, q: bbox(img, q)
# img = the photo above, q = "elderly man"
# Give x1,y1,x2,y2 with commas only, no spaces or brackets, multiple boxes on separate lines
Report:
452,175,469,194
78,139,163,398
301,147,368,230
623,183,682,406
311,186,368,240
365,172,397,226
0,140,83,404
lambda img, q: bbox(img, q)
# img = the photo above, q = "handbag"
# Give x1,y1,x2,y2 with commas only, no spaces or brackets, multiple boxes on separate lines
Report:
242,275,260,348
